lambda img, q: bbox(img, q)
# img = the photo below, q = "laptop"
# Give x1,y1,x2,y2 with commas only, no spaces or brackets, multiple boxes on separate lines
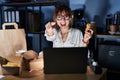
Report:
43,47,88,74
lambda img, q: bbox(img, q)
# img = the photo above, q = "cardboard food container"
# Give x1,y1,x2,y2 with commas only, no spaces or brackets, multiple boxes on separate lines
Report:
1,62,20,75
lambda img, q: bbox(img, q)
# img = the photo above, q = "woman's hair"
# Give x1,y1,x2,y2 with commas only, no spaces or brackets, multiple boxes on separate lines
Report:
53,4,73,28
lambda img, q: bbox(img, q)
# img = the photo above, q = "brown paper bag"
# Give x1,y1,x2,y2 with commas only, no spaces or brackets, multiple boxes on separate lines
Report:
0,23,27,64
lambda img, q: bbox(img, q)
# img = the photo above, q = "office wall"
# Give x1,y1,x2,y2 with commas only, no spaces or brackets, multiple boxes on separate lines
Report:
70,0,120,27
1,0,120,52
1,0,120,31
40,0,120,33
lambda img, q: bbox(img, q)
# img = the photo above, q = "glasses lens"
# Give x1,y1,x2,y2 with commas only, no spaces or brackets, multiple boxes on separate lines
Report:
57,16,62,20
65,16,69,20
57,15,69,20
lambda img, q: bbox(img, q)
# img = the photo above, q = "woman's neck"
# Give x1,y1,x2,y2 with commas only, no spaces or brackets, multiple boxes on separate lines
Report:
60,28,69,43
60,28,69,34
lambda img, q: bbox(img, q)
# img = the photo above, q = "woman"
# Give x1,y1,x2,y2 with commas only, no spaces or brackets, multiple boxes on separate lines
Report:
45,4,93,47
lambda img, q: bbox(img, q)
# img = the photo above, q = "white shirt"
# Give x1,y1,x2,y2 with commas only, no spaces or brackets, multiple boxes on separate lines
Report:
45,28,85,47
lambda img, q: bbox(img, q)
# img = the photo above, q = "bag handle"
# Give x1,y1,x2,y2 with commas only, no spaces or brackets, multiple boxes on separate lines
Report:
2,23,18,30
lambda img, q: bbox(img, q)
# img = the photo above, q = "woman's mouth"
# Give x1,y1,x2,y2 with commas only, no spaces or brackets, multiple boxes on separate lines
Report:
60,23,66,27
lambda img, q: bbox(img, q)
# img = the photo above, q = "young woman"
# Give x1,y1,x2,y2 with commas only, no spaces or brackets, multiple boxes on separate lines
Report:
45,4,93,47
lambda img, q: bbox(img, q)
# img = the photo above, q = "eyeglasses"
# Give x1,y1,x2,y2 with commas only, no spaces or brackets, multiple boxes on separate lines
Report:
56,15,70,20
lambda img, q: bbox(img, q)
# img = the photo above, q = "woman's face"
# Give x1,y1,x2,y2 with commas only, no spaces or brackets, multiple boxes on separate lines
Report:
56,11,71,29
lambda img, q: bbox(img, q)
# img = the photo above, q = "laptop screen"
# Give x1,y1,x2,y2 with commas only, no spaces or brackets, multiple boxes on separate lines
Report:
43,47,88,74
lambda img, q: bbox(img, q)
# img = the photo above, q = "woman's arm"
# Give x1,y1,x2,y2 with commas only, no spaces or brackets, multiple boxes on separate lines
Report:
83,29,93,46
44,22,56,41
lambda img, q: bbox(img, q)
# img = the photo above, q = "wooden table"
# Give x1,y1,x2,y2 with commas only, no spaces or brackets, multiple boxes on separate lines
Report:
0,57,107,80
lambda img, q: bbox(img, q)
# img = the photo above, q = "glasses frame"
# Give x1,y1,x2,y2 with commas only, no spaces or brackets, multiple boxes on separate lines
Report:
56,15,70,21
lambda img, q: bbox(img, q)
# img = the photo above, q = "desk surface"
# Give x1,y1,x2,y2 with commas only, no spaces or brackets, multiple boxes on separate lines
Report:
0,57,107,80
96,34,120,39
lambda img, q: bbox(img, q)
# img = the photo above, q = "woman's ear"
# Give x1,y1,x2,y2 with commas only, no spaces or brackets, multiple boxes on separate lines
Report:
69,15,73,27
72,15,74,19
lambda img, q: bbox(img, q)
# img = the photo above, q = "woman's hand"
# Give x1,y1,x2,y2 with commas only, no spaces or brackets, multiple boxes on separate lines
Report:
45,22,56,36
83,29,93,44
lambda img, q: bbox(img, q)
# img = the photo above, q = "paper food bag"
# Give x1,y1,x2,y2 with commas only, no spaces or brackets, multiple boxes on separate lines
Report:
0,23,27,64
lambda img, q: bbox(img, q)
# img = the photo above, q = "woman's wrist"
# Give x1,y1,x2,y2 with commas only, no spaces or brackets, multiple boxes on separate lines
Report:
82,39,89,45
46,30,54,36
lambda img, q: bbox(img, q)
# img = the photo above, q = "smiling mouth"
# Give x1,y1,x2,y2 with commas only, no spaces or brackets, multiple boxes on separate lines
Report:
60,23,66,27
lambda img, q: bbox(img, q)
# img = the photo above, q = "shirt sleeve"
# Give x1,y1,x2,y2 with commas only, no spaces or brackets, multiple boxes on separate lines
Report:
75,30,87,47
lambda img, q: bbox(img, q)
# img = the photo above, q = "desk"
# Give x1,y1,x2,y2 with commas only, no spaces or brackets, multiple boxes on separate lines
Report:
0,57,107,80
95,34,120,46
95,34,120,71
94,34,120,60
95,34,120,48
